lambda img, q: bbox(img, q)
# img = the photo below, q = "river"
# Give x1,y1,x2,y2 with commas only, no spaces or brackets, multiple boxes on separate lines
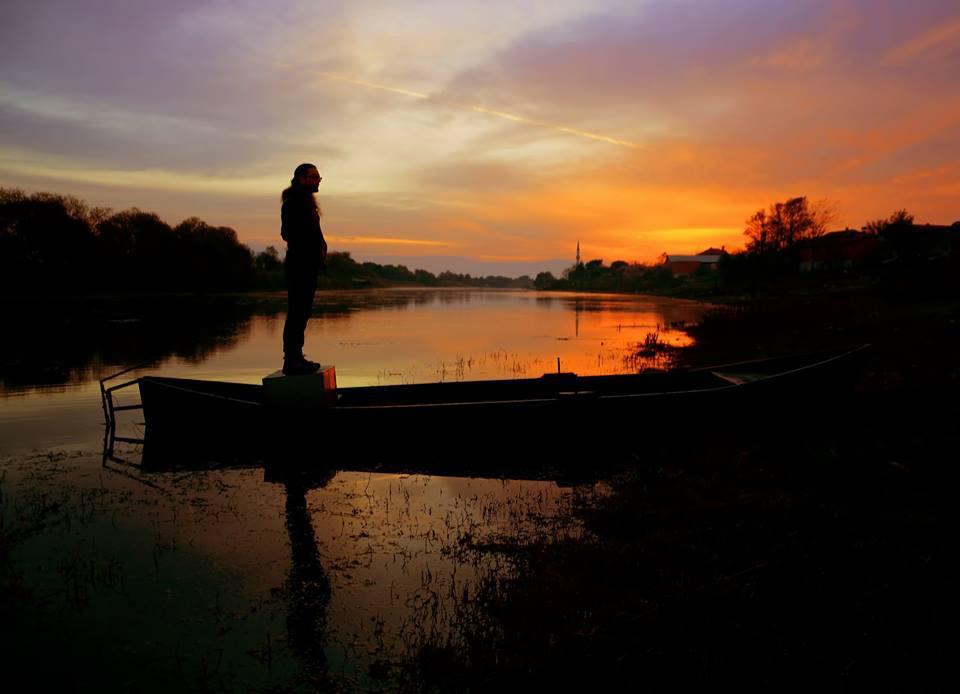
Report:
0,289,709,690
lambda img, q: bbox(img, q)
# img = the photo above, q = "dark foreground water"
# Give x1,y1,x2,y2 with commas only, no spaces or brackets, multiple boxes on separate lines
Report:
0,289,708,690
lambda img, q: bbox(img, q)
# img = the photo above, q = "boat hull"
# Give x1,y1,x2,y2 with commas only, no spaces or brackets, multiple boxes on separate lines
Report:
136,345,869,453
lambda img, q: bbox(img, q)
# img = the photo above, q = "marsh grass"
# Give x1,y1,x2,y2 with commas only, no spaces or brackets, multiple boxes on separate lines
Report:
621,326,681,372
432,349,538,382
57,544,125,607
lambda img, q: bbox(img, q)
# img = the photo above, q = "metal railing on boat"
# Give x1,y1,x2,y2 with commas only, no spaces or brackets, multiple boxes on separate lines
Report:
100,361,150,437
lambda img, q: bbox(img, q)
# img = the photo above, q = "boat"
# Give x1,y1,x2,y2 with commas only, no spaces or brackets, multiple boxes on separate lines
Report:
101,345,870,453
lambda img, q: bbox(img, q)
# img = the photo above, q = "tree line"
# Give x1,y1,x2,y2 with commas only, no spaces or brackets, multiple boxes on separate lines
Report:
532,259,679,293
724,198,959,293
5,188,953,297
0,189,256,293
0,189,533,295
534,196,959,295
533,197,839,293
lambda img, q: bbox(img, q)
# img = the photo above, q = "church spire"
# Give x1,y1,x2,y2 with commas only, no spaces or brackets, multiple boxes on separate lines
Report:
576,240,581,267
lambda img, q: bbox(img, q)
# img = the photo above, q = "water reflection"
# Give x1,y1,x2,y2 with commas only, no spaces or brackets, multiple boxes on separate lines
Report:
1,289,709,453
0,296,258,390
81,438,606,689
1,290,705,389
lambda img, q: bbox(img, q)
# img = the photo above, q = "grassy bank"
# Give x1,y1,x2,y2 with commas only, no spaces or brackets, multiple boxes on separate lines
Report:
401,289,960,691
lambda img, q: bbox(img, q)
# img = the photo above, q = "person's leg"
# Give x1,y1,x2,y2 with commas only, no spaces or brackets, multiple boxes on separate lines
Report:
298,271,318,363
283,257,318,365
283,291,304,362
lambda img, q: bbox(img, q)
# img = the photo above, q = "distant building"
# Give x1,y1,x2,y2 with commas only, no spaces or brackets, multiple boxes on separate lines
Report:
664,247,726,276
798,224,960,271
884,223,960,262
797,230,877,271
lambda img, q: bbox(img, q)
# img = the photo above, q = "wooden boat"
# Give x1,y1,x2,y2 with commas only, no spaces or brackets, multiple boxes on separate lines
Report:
103,345,870,451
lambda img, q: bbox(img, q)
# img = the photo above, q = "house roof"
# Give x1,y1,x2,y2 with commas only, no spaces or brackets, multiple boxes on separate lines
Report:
796,230,872,248
698,247,726,256
910,224,959,233
666,255,723,263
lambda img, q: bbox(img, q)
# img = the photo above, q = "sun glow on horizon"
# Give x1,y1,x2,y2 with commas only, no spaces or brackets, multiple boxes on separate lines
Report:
326,235,450,247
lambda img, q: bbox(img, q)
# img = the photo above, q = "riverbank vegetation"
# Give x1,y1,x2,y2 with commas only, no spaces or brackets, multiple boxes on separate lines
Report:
0,189,532,294
5,188,957,300
540,198,959,301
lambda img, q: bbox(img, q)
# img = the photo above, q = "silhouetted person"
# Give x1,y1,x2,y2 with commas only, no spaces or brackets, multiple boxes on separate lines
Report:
281,163,328,375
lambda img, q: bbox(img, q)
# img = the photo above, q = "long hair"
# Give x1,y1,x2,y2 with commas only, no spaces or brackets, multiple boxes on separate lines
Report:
281,163,320,214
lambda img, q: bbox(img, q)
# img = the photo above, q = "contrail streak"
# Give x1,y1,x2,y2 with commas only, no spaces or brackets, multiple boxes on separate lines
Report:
313,70,639,149
319,72,432,101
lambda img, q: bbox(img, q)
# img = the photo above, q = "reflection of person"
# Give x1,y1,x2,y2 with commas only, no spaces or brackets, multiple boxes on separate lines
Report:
285,480,332,684
280,163,328,375
268,464,336,687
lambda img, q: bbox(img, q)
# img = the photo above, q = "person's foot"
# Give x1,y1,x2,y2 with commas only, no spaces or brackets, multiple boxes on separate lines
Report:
282,357,321,376
301,355,321,370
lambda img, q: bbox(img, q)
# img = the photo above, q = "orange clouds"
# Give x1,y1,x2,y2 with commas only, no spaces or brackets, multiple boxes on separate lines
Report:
3,0,960,274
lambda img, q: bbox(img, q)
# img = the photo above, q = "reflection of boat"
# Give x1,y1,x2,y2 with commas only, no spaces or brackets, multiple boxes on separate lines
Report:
104,345,869,449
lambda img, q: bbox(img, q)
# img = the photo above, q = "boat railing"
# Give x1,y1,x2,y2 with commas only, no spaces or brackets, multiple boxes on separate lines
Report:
99,361,151,431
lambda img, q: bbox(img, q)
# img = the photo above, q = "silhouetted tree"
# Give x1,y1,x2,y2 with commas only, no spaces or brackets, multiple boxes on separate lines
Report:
744,210,771,254
534,271,556,289
863,218,886,236
255,246,283,272
0,189,99,292
865,209,914,236
414,268,438,285
744,197,833,254
321,250,359,277
886,209,915,235
1,189,260,293
96,209,175,288
173,217,255,290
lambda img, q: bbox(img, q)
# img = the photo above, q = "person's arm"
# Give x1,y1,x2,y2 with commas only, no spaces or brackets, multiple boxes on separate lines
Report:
280,198,292,242
282,197,315,248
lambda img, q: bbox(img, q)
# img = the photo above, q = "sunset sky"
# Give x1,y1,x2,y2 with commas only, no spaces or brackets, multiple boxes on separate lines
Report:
2,0,958,275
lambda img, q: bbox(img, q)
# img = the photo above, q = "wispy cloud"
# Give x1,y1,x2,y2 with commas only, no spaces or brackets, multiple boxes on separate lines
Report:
886,18,960,64
300,68,640,148
0,146,282,195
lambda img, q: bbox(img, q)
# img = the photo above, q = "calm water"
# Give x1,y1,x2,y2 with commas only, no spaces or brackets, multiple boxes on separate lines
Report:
0,289,708,690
